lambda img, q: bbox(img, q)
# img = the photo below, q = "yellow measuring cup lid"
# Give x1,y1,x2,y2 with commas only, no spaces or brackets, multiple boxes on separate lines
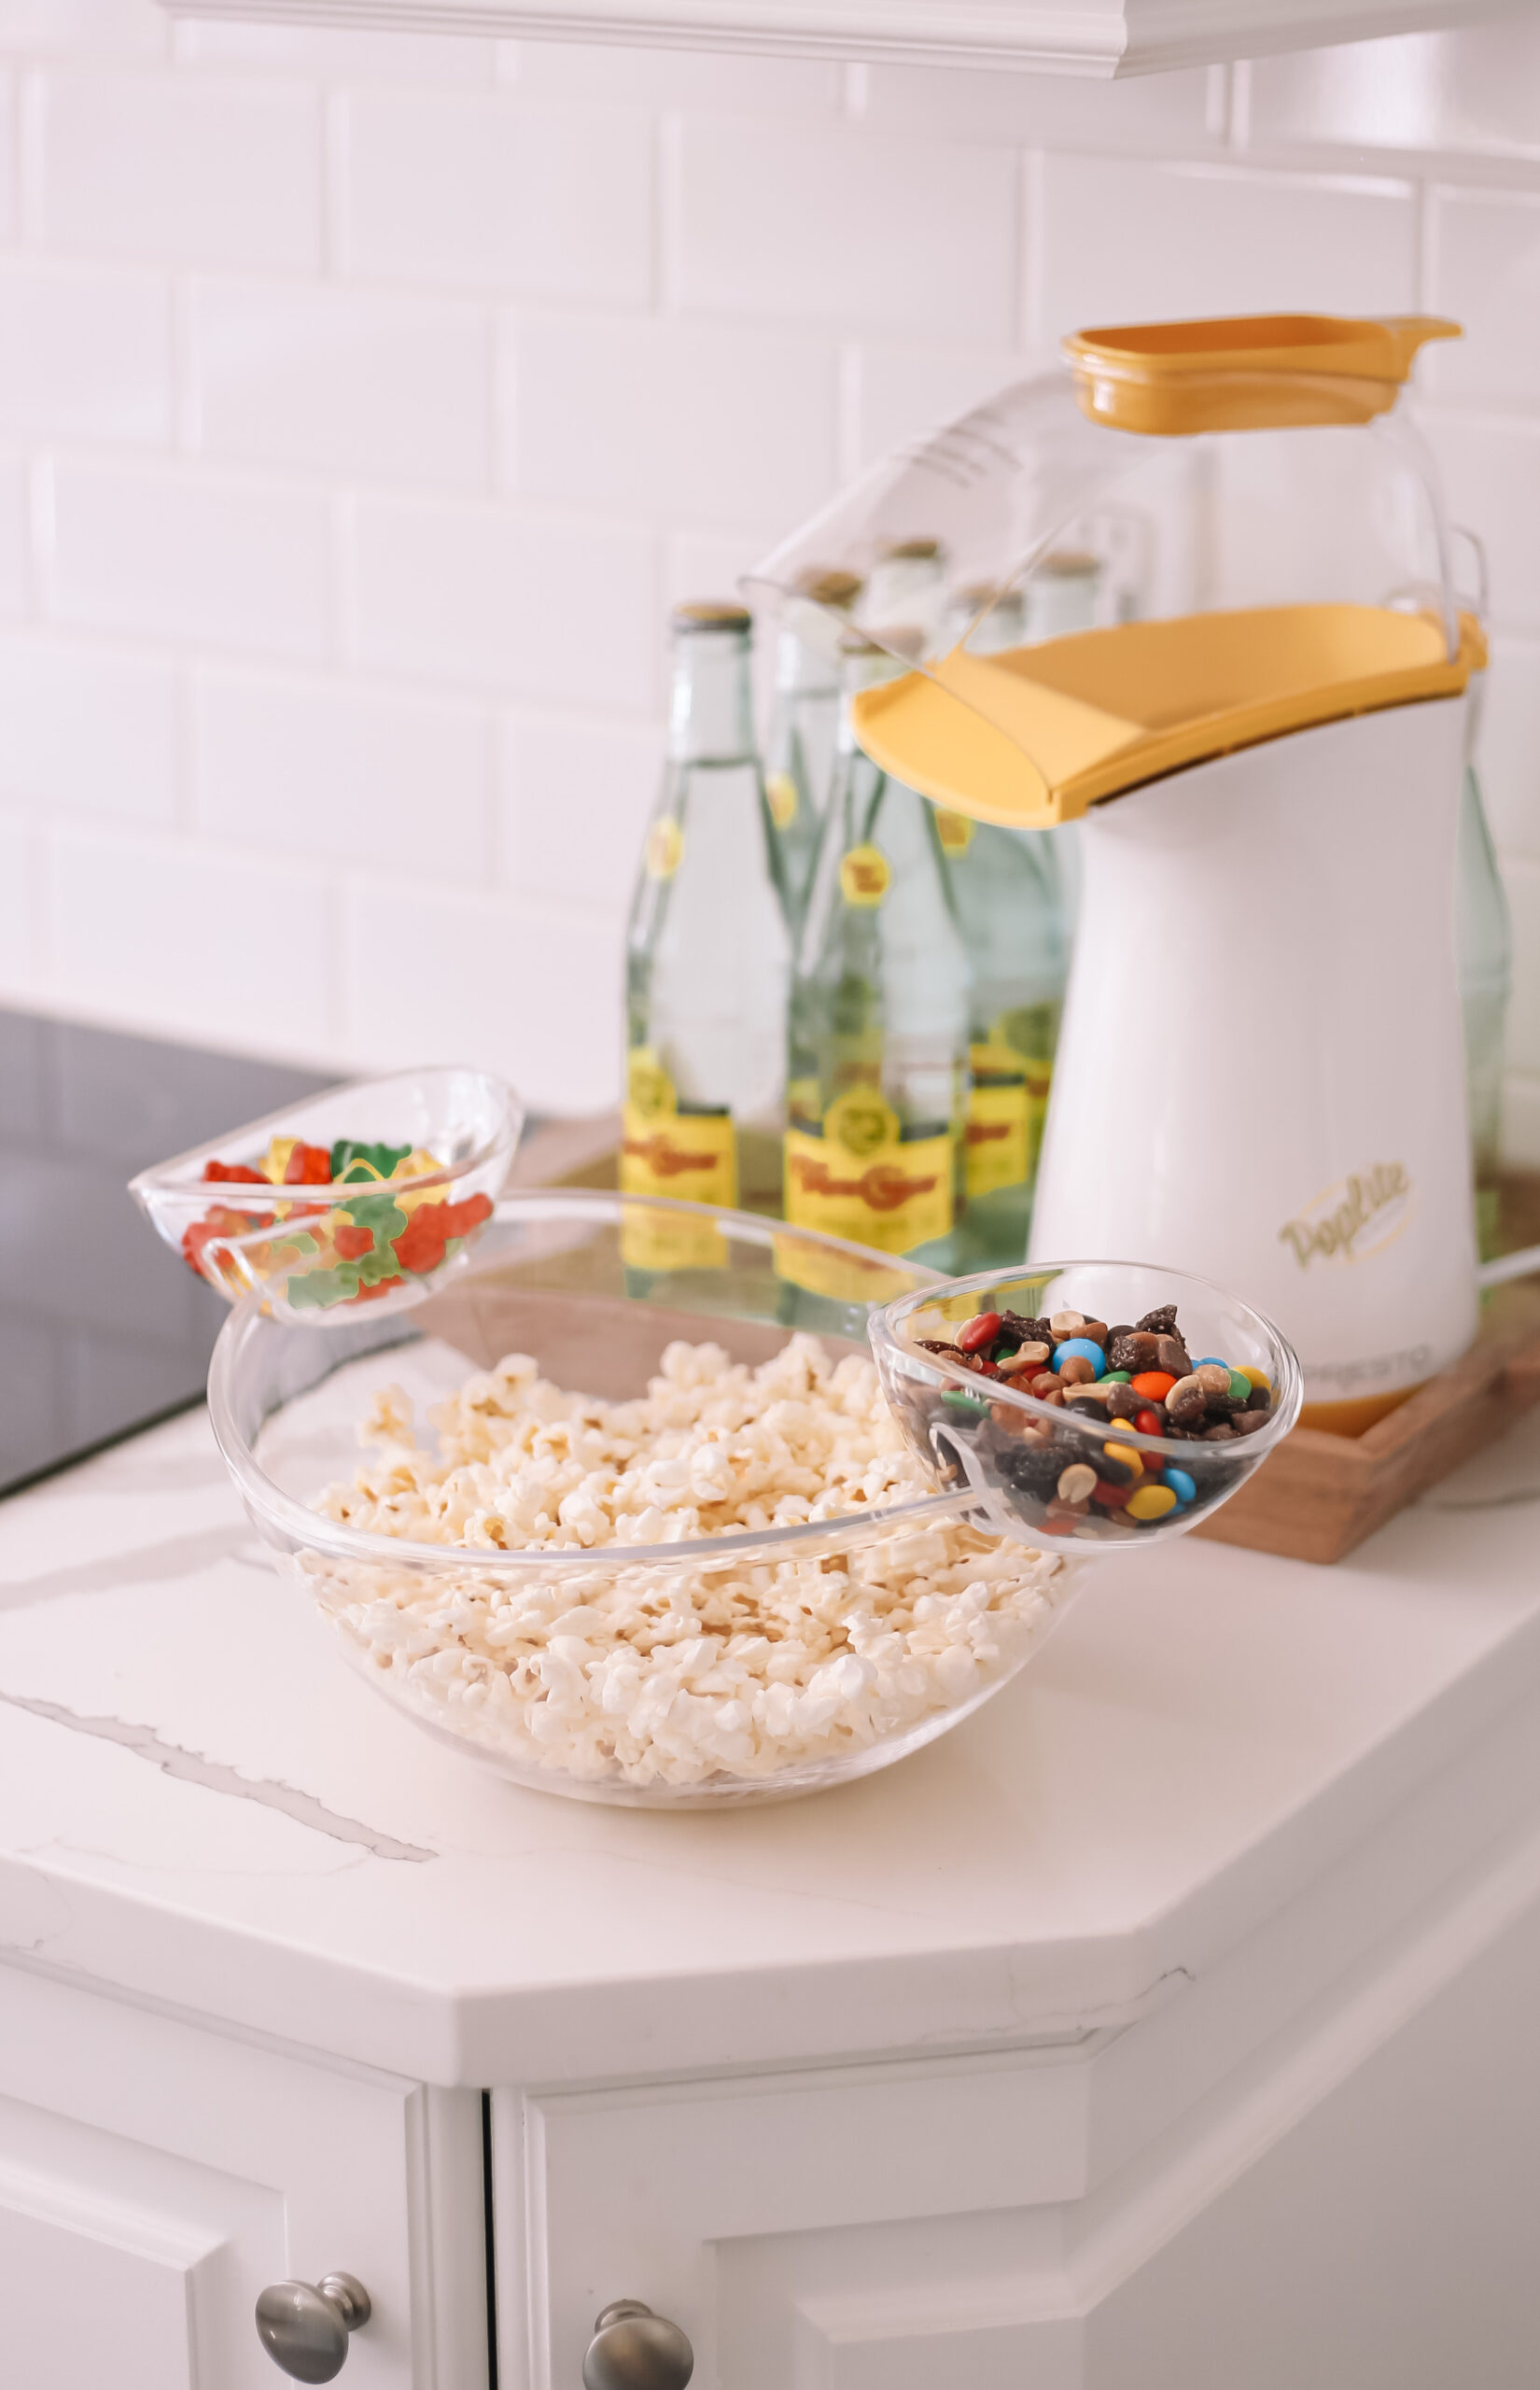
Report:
1063,313,1462,436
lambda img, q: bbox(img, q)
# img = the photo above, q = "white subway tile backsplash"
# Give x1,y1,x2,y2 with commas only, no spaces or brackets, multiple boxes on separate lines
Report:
0,67,17,247
0,453,30,616
341,90,652,303
0,0,165,54
1427,415,1540,640
507,316,837,526
862,60,1215,148
0,634,177,822
342,878,621,1112
1477,635,1540,865
503,37,840,115
50,457,334,659
350,495,657,707
47,824,335,1054
501,710,656,913
1427,190,1540,408
0,808,35,988
0,16,1533,1124
0,263,169,443
674,116,1020,343
174,19,496,86
39,69,322,268
190,278,491,486
1037,156,1418,342
194,668,491,880
1248,25,1540,162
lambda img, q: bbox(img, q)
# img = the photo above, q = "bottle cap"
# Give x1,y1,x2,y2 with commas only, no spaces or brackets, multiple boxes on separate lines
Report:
792,566,863,609
672,599,752,632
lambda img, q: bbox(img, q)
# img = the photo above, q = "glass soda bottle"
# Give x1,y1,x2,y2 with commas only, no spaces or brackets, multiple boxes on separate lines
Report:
784,633,970,1275
934,582,1071,1269
623,602,791,1262
763,566,862,931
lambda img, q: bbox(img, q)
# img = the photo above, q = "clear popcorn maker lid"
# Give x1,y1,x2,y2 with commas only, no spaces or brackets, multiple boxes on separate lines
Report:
744,313,1485,830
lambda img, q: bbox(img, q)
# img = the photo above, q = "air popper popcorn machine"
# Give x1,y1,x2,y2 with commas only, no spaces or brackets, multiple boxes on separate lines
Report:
749,315,1485,1434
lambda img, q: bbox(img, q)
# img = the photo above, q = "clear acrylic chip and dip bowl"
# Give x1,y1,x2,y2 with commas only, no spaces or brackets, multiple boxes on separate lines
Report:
208,1190,1083,1808
130,1065,522,1324
871,1260,1302,1554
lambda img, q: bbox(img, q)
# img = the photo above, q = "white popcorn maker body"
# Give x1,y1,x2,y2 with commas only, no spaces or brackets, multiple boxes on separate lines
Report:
747,315,1483,1432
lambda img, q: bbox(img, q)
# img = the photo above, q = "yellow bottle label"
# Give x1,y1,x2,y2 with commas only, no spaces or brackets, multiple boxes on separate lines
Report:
765,772,799,831
838,844,891,907
783,1088,953,1260
935,808,975,858
619,1053,736,1268
965,1040,1055,1195
966,1079,1029,1198
645,818,684,880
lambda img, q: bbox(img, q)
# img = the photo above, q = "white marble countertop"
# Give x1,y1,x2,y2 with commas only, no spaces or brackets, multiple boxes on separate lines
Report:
2,1401,1538,2089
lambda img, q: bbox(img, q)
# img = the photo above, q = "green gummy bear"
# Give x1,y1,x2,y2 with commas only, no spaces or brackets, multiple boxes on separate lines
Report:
330,1138,413,1180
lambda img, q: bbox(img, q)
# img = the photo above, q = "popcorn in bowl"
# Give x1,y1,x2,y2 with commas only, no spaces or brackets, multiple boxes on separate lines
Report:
209,1188,1081,1809
310,1333,1071,1801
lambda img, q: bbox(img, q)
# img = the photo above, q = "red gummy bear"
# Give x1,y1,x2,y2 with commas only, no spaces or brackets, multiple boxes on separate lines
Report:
331,1222,375,1262
202,1159,268,1185
285,1141,333,1186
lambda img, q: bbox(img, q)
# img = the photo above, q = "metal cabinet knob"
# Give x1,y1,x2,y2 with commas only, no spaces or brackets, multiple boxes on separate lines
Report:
582,2299,694,2390
255,2273,371,2383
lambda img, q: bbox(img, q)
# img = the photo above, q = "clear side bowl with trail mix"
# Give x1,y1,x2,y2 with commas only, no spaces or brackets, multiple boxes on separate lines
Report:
870,1261,1302,1553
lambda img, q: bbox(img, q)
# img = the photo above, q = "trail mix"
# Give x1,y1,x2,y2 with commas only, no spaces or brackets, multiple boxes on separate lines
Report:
184,1133,492,1310
903,1300,1277,1539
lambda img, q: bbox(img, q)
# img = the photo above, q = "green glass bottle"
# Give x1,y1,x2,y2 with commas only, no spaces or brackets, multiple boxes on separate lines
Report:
763,566,862,932
784,635,970,1278
623,602,791,1265
1457,735,1512,1264
934,582,1071,1269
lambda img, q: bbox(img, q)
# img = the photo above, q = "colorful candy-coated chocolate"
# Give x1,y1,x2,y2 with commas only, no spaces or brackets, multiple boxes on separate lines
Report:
956,1311,1002,1353
1052,1337,1107,1373
1099,1371,1131,1385
1226,1368,1252,1402
1089,1477,1131,1509
1129,1371,1177,1401
1127,1483,1179,1522
1197,1356,1226,1370
1134,1408,1164,1438
1103,1439,1143,1479
1161,1467,1197,1504
1242,1367,1272,1394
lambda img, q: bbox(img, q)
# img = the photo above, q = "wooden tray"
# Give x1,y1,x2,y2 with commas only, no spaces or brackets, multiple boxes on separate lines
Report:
521,1125,1540,1567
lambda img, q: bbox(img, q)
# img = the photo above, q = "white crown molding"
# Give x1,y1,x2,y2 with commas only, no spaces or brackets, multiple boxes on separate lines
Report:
162,0,1525,77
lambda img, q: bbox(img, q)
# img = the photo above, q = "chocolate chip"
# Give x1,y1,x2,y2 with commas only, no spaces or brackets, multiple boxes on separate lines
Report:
1202,1420,1238,1441
1104,1385,1143,1420
1154,1334,1191,1377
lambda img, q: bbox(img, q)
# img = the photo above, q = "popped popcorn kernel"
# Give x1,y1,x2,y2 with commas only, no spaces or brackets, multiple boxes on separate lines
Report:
312,1336,1073,1792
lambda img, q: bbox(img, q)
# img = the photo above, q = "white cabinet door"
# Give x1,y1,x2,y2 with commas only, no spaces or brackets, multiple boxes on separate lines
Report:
0,1965,488,2390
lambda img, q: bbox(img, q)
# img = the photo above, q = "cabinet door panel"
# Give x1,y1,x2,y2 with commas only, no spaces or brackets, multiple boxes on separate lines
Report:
0,1965,487,2390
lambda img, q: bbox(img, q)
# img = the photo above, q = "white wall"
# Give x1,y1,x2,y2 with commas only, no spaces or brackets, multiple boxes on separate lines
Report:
0,2,1536,1155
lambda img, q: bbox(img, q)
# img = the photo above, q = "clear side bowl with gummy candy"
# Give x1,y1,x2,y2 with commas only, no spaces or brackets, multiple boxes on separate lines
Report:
869,1260,1302,1554
128,1066,522,1325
